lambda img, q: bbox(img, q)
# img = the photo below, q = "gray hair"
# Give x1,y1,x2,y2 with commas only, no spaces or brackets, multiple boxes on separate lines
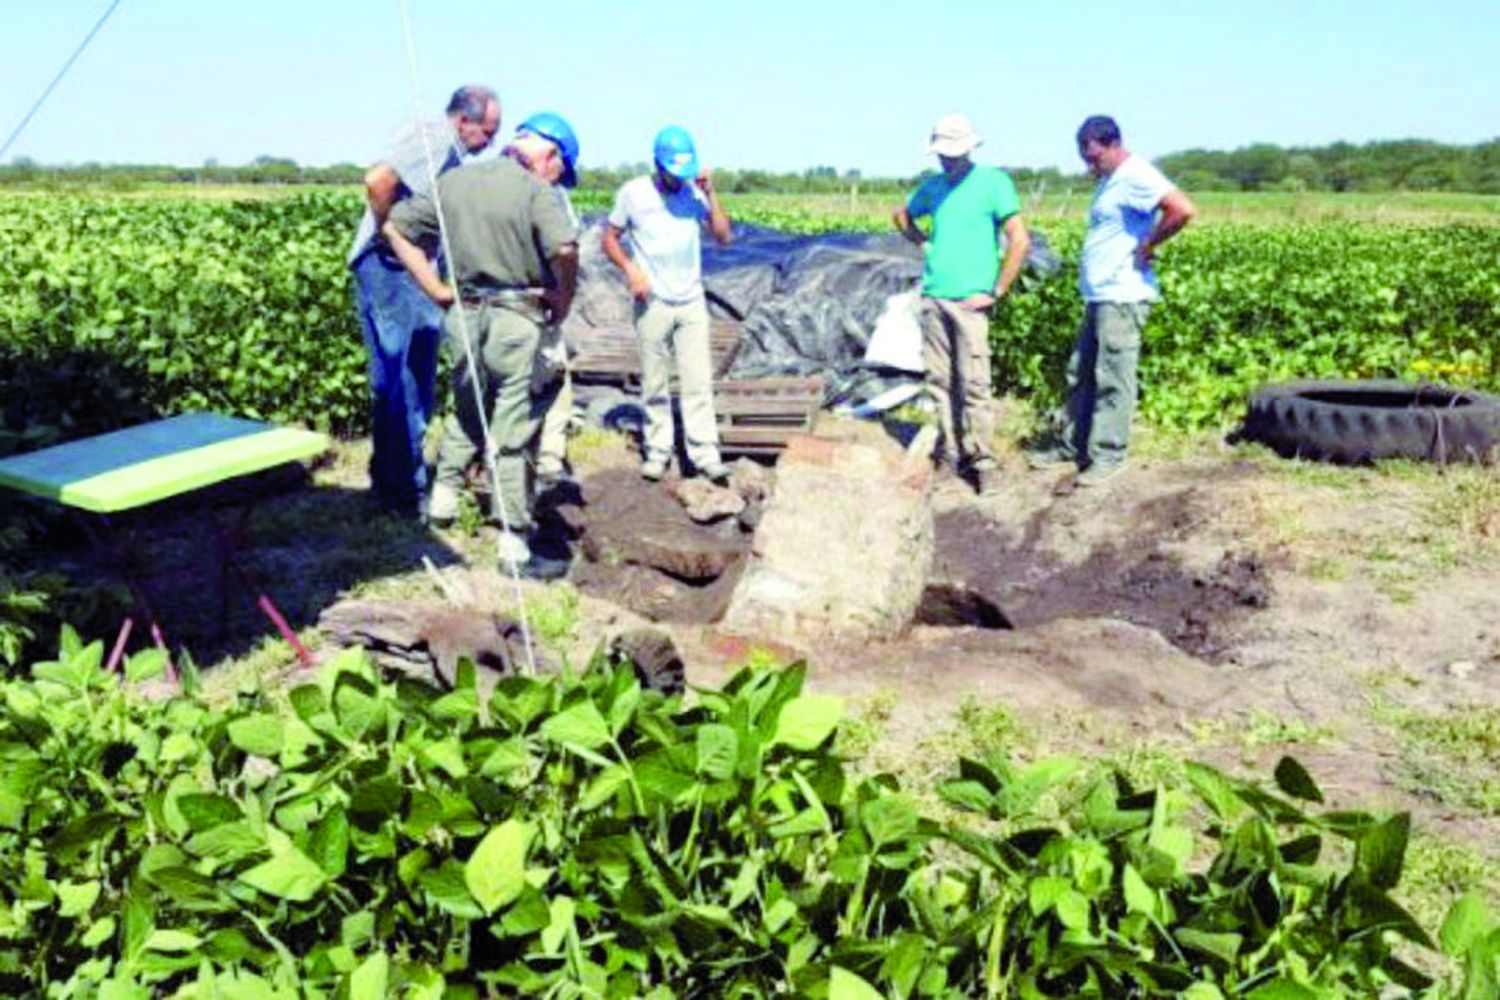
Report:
446,84,497,122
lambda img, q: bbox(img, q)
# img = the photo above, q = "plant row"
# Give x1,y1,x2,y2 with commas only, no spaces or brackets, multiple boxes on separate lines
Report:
3,193,1499,447
1,630,1496,997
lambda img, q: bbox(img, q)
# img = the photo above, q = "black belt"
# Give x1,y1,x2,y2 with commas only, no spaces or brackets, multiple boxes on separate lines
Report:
461,288,545,307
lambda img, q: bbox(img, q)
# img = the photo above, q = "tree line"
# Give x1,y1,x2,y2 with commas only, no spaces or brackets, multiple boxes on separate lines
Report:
1158,138,1500,193
4,137,1499,194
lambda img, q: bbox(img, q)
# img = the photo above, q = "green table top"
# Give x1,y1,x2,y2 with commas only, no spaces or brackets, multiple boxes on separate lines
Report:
0,413,330,513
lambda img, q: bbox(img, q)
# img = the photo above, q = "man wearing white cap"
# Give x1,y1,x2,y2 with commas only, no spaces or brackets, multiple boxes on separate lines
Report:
894,114,1031,493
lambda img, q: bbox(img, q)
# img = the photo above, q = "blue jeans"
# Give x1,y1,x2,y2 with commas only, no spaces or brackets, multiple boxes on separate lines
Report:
352,248,442,513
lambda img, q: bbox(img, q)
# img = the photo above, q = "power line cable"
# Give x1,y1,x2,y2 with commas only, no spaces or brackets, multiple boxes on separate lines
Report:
0,0,126,163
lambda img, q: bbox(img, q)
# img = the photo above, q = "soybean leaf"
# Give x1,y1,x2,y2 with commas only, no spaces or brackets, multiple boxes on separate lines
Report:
1356,812,1411,890
227,714,284,758
143,929,203,953
1245,980,1320,1000
238,847,327,902
696,723,739,781
1175,928,1243,965
771,694,843,751
176,793,242,833
308,807,349,878
540,701,611,752
348,951,387,1000
57,881,101,918
1273,755,1324,803
1122,863,1156,918
828,966,884,1000
465,820,534,914
1440,891,1495,956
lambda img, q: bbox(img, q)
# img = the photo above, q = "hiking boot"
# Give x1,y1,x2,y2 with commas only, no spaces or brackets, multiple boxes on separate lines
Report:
971,464,1002,495
1076,461,1126,488
521,554,571,581
697,461,731,485
535,464,575,494
1026,446,1076,471
641,455,670,482
424,481,461,527
960,461,1002,496
496,530,532,570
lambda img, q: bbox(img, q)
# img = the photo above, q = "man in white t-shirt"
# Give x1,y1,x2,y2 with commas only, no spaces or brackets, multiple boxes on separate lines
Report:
601,126,733,483
1030,115,1197,486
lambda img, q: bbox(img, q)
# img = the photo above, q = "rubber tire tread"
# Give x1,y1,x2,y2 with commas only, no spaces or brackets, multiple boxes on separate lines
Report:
1241,380,1500,465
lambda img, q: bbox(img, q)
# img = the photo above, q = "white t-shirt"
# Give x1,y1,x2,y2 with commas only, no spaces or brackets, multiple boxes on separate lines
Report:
608,175,711,304
1078,154,1176,303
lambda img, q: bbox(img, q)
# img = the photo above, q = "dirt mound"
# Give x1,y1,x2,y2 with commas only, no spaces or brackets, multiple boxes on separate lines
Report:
933,489,1273,661
542,466,752,624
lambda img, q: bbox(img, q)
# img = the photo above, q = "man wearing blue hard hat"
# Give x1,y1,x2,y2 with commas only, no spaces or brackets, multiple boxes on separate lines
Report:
602,125,734,483
384,112,581,580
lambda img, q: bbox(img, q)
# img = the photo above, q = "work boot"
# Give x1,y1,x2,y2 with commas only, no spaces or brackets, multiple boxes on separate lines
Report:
425,481,461,527
1026,445,1076,471
496,530,532,570
1076,460,1126,488
697,461,731,486
641,455,670,482
960,459,1001,496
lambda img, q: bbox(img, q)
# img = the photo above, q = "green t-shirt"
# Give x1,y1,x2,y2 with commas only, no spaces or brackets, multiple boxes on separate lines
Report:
906,165,1021,299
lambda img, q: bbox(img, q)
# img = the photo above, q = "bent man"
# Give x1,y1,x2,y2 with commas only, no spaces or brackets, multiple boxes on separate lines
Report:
1030,115,1197,486
602,126,733,483
348,84,500,519
894,113,1031,494
384,113,581,579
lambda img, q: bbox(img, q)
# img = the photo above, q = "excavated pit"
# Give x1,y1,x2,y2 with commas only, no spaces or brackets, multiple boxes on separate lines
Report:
554,465,1270,661
931,492,1272,661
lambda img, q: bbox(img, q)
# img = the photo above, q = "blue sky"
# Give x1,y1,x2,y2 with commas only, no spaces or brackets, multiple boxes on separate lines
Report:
2,1,1496,176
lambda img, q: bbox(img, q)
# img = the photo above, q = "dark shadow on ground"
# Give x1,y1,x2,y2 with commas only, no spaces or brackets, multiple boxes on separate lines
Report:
20,463,464,667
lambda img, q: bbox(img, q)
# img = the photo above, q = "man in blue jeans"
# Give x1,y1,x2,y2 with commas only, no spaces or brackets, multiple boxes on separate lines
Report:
348,84,500,518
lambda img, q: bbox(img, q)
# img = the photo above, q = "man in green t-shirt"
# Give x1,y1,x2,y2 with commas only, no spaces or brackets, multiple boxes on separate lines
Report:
894,114,1031,492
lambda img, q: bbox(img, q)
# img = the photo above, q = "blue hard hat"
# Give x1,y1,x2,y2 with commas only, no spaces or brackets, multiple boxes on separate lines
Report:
517,111,580,188
652,125,699,180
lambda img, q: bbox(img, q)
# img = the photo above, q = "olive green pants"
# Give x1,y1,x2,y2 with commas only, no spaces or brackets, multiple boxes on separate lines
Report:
433,303,556,530
1059,302,1151,470
920,297,995,469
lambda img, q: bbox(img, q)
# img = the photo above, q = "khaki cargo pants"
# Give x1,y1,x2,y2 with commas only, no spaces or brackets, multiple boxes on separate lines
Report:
920,297,996,469
635,296,723,472
433,302,558,531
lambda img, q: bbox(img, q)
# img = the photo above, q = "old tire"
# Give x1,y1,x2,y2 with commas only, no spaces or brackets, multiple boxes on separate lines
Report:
1240,380,1500,465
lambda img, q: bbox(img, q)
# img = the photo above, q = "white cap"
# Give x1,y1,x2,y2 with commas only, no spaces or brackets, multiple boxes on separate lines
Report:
927,114,982,157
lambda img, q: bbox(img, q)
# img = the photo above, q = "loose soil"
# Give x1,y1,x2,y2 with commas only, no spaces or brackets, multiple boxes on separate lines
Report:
544,465,752,624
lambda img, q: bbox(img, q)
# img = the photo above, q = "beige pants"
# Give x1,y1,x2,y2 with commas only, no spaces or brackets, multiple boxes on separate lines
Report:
536,324,571,477
635,297,722,471
920,297,995,468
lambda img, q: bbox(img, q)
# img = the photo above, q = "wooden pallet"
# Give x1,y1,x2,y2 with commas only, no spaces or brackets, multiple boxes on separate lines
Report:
569,318,741,385
714,376,824,456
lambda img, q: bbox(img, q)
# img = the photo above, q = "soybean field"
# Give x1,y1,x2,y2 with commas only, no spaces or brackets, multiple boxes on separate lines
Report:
3,188,1498,452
